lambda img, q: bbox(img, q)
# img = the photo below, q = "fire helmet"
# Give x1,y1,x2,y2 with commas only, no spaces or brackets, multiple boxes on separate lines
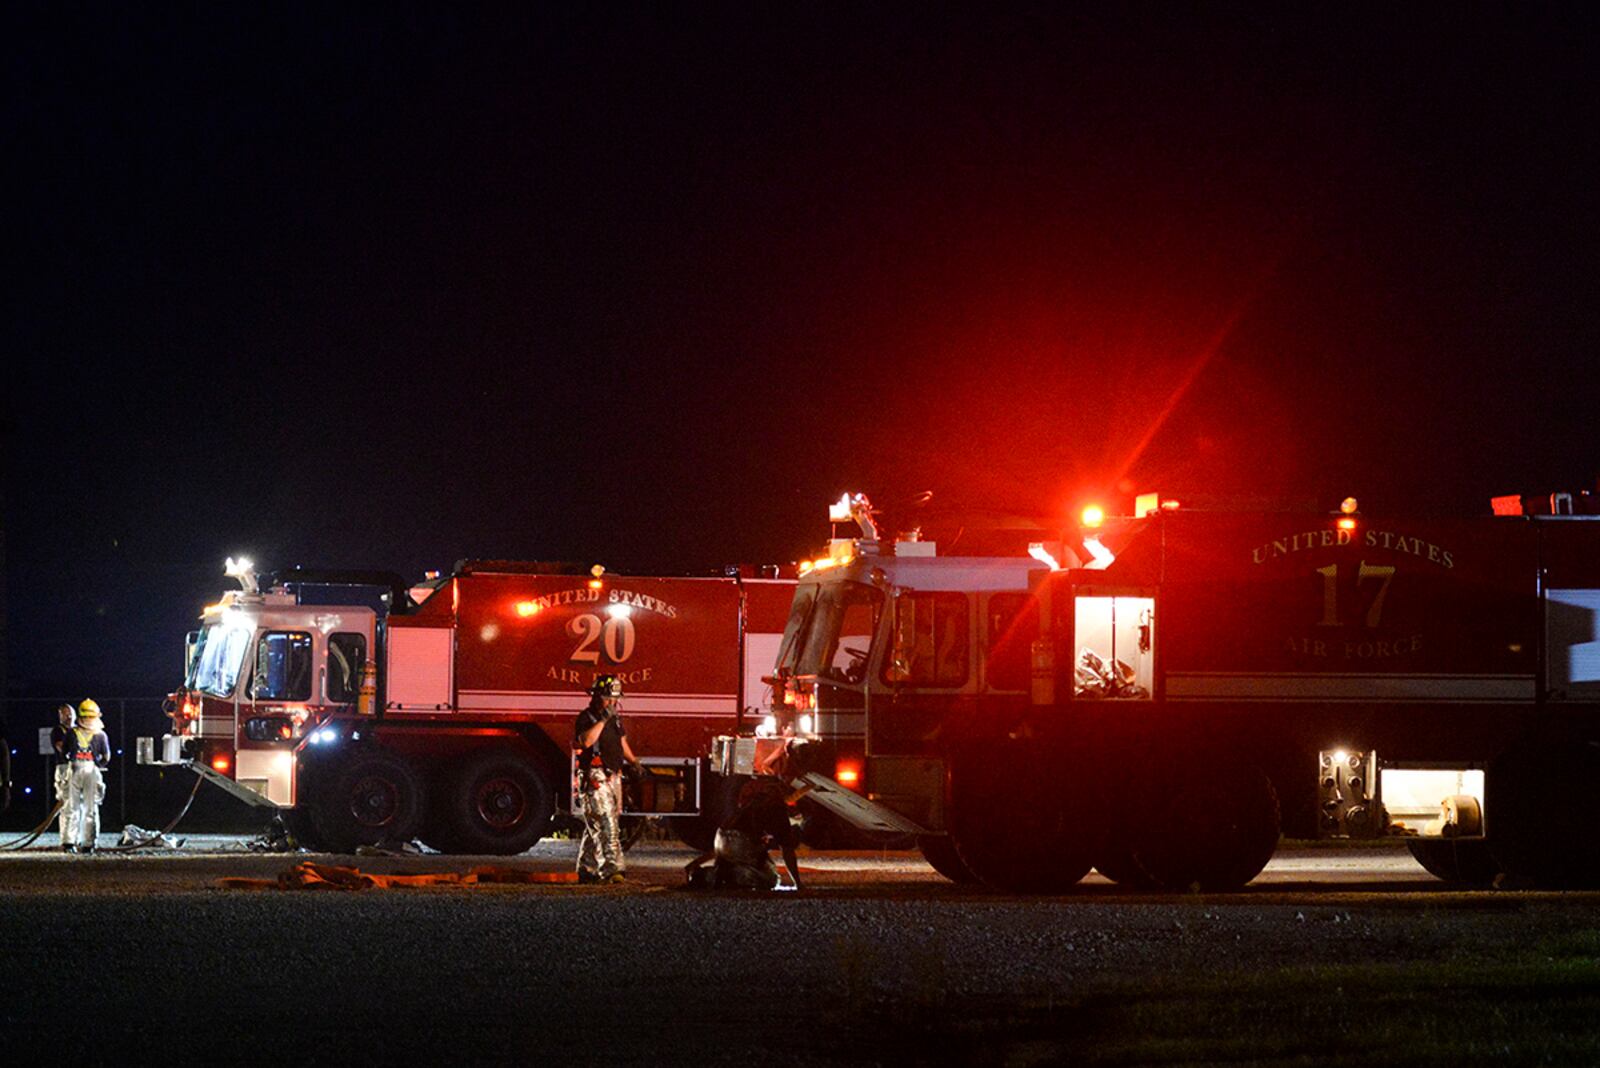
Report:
76,699,102,724
589,675,623,699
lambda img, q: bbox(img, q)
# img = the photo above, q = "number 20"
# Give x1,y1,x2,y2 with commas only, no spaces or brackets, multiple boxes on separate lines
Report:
566,613,637,664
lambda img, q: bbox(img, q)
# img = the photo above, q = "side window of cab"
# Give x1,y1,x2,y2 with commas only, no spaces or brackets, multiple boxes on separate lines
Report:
326,633,368,704
250,632,313,701
884,591,970,687
986,592,1039,692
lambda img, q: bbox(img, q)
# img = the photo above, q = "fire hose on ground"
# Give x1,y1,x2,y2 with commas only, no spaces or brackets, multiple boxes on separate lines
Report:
0,773,205,853
0,802,65,851
103,772,205,853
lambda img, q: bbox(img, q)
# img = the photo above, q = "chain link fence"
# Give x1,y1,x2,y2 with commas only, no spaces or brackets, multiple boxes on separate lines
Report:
2,697,264,834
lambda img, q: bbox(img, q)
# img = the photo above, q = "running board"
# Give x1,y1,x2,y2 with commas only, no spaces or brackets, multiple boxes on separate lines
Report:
789,773,928,837
186,761,283,810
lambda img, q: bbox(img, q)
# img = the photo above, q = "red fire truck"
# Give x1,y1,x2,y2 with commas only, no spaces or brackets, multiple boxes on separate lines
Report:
141,559,794,853
753,489,1600,891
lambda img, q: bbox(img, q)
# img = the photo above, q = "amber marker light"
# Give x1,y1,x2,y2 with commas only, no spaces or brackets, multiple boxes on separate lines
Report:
516,601,542,617
835,761,862,788
1337,517,1358,531
1081,504,1105,528
211,754,231,773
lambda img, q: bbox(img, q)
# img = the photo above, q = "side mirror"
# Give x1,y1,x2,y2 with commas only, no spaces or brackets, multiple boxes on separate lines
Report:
184,631,201,680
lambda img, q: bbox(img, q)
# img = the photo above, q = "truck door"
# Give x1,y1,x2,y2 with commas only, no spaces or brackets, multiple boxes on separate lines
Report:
237,628,316,801
983,591,1039,694
874,589,973,754
801,581,882,747
324,631,369,708
246,630,316,714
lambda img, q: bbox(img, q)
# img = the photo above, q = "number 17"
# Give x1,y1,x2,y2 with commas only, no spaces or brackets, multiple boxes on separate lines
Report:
1316,562,1395,628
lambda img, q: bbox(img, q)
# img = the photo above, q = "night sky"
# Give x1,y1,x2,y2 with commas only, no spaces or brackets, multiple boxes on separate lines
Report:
8,5,1598,696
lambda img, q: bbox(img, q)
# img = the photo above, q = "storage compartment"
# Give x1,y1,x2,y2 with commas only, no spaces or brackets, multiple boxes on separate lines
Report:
386,627,455,710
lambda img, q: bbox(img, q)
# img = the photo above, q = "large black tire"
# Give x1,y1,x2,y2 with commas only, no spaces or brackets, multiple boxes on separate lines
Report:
1408,837,1499,886
1131,763,1280,892
918,835,982,884
433,748,555,855
1488,730,1600,888
308,749,425,853
947,738,1099,893
280,806,325,851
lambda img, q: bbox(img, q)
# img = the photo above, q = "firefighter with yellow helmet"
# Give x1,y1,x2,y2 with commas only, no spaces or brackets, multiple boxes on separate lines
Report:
573,674,641,883
63,699,111,853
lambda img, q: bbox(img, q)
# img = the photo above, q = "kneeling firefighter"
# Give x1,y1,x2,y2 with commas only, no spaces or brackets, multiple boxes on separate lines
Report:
573,674,642,884
686,780,808,891
64,700,111,854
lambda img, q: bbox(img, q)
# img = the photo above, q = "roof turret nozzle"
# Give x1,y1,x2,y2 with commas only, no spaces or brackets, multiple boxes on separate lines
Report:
829,492,879,541
224,556,259,595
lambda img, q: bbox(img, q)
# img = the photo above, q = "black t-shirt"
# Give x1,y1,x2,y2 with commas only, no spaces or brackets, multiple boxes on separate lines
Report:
574,700,626,774
50,725,74,767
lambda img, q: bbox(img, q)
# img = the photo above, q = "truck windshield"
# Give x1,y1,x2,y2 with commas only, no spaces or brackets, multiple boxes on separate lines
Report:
794,581,883,684
186,622,251,697
775,587,818,674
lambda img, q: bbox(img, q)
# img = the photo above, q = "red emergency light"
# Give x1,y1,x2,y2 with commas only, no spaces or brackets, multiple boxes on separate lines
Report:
835,761,861,789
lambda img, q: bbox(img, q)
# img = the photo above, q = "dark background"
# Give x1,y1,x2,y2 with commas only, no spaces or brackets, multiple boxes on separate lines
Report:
7,4,1597,698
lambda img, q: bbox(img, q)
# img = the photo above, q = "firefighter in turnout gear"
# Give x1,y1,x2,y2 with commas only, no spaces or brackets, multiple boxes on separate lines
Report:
50,703,77,847
64,700,111,853
685,780,808,891
573,675,641,883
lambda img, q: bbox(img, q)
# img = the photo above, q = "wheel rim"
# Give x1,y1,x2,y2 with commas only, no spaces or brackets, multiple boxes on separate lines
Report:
474,775,528,830
348,775,402,829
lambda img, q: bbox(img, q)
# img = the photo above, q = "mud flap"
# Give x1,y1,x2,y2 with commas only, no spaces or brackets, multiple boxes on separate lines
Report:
789,772,928,837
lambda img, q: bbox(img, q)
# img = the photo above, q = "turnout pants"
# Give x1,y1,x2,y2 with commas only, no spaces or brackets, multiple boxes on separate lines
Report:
711,828,780,890
65,762,105,850
54,763,73,843
577,770,625,879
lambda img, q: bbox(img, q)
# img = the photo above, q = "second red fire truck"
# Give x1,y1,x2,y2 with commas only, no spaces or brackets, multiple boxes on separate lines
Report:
747,488,1600,891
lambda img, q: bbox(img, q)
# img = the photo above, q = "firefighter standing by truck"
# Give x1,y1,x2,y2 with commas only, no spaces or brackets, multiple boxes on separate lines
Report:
573,675,641,884
63,700,111,854
50,703,76,846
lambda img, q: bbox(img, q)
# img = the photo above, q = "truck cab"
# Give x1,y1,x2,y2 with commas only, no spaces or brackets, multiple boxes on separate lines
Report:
171,563,381,808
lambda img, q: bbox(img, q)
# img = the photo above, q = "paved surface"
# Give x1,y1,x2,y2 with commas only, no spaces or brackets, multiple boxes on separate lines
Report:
4,837,1598,1064
0,833,1442,893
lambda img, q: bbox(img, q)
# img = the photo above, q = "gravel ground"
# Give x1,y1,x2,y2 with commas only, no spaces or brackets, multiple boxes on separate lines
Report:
4,840,1599,1065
